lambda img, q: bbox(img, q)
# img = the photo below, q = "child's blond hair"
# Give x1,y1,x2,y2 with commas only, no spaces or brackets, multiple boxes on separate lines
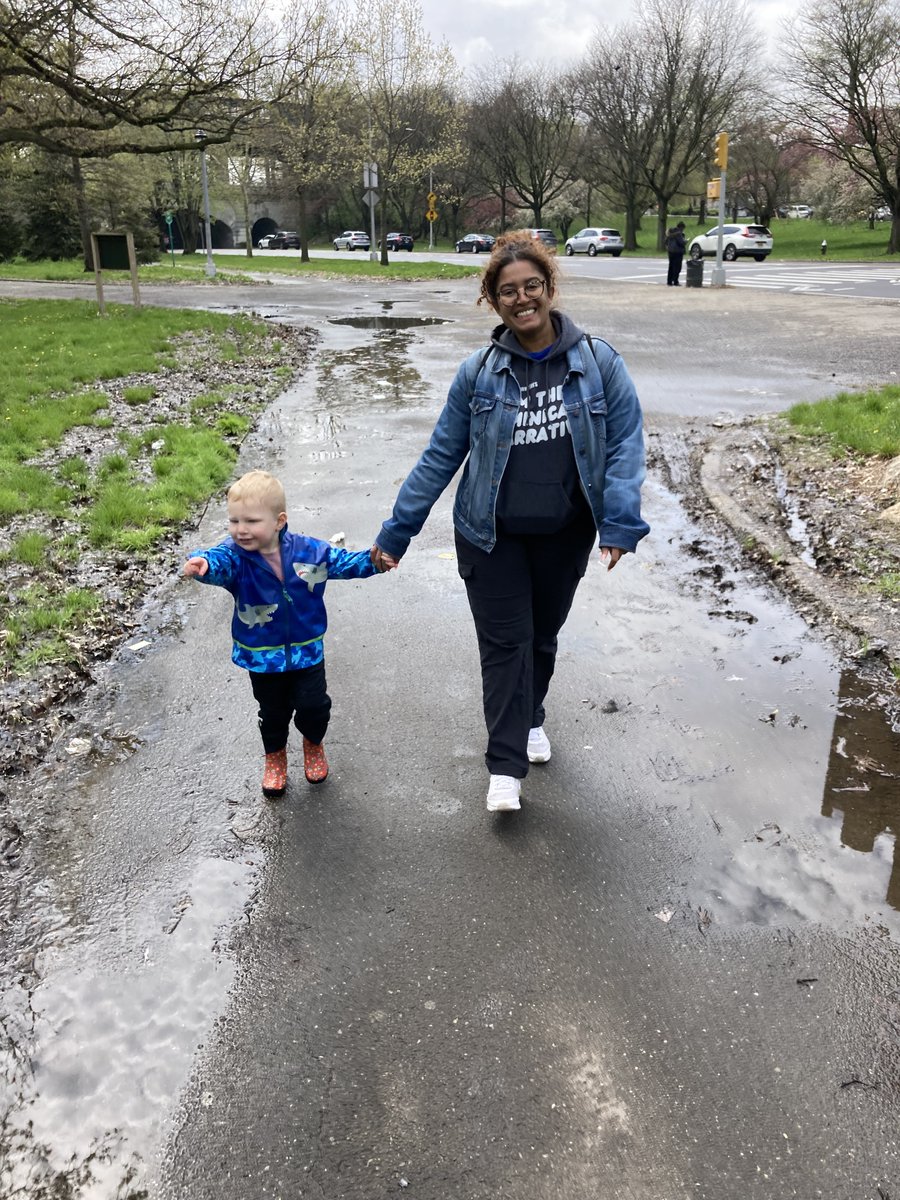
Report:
227,470,287,515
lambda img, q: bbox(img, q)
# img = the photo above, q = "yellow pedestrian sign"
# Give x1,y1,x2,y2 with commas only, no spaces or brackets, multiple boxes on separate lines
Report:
428,192,437,206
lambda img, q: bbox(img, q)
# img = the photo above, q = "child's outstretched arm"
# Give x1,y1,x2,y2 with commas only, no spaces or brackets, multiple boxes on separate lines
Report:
182,556,209,578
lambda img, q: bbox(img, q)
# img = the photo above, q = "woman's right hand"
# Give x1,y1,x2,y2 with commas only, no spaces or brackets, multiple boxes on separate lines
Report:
371,545,399,573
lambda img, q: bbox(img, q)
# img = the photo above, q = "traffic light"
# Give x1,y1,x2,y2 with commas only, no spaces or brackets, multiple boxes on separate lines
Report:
713,131,729,170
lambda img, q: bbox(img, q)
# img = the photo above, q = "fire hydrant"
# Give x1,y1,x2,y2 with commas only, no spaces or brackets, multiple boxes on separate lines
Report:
821,239,827,256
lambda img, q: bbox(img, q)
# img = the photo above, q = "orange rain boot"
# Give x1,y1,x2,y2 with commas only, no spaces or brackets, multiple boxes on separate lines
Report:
303,737,328,784
262,747,288,798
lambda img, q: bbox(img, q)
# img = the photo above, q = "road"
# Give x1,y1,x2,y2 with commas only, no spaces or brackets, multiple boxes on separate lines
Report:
1,275,899,1199
221,245,900,301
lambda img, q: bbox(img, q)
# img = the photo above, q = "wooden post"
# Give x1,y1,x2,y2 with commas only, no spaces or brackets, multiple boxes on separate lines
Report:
90,232,106,315
126,231,141,310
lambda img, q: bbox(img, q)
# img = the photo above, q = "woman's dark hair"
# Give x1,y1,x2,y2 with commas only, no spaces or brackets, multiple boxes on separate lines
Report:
478,231,560,308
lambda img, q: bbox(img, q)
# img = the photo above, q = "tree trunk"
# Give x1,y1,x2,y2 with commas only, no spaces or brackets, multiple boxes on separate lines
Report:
71,156,93,272
379,190,388,266
241,184,253,257
297,187,309,263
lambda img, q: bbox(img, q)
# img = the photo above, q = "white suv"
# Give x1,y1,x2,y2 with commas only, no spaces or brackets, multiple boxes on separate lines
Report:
785,205,813,219
688,223,773,262
333,230,371,251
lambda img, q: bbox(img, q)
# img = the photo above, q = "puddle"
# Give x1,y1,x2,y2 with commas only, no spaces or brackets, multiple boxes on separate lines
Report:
773,459,817,567
822,669,900,910
692,666,900,929
328,315,448,330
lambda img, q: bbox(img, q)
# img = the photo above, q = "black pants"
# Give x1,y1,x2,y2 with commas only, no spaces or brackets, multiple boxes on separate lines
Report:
249,663,331,754
667,252,684,285
455,513,596,778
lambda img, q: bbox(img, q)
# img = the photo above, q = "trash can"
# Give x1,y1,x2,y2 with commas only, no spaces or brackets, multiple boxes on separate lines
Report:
685,258,704,287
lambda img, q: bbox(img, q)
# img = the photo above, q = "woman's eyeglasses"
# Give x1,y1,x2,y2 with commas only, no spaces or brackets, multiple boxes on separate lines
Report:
496,278,546,304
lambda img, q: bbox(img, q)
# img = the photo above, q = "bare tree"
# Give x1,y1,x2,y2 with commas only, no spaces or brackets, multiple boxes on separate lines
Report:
574,0,759,249
469,59,578,229
354,0,462,265
780,0,900,253
0,0,292,157
263,2,358,261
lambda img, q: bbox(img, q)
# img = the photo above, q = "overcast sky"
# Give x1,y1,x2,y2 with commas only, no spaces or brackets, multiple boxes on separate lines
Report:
418,0,788,73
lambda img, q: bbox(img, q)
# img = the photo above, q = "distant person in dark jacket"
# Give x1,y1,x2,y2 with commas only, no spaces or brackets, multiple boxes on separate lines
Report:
666,221,686,286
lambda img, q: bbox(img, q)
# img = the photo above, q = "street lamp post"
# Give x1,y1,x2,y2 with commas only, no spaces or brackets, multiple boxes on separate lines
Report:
195,129,216,279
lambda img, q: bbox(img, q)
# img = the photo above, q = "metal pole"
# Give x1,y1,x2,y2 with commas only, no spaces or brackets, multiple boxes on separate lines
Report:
711,169,726,287
199,146,216,278
429,167,434,251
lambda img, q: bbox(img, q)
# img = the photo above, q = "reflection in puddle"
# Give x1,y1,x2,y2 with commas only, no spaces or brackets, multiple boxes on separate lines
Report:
773,460,817,568
313,334,431,417
822,669,900,911
328,315,448,330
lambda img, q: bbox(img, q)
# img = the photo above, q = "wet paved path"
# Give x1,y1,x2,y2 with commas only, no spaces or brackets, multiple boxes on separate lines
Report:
1,278,899,1199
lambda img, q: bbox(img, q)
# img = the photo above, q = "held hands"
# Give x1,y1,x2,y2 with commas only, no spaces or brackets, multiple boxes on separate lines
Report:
370,545,399,573
182,556,209,578
599,546,625,571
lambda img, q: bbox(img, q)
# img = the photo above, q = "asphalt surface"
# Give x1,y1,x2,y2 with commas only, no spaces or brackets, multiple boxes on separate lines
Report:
2,275,900,1199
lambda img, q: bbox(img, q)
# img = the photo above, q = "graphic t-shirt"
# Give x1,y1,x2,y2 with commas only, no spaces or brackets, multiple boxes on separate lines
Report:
493,313,592,535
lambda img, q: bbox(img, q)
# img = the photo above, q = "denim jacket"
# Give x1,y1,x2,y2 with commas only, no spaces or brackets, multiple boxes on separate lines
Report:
376,333,649,557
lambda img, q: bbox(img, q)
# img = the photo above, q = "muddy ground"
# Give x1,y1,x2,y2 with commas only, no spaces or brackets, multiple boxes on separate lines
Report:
695,420,900,667
0,322,318,787
1,318,898,806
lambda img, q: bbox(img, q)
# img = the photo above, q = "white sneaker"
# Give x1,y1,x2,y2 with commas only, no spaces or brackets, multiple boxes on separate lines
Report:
527,726,552,764
486,774,521,812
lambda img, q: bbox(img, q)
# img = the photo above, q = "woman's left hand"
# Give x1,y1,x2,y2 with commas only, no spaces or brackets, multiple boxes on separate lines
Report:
371,545,399,573
599,546,625,571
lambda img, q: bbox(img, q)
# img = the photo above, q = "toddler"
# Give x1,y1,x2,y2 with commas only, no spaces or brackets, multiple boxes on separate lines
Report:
183,470,388,796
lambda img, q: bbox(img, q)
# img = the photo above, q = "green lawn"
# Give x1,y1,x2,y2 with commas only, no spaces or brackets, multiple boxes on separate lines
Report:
0,253,481,284
785,384,900,456
0,298,291,674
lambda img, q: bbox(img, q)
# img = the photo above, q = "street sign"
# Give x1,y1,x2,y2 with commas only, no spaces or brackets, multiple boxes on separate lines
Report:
427,192,437,207
164,211,174,226
363,190,380,209
363,162,378,189
426,209,438,222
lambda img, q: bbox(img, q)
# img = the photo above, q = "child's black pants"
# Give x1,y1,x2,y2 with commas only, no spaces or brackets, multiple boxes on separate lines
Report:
249,663,331,753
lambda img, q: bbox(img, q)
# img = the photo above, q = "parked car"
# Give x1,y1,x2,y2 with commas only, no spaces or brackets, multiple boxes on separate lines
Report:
785,205,813,219
564,227,623,257
455,233,495,253
257,233,278,248
382,231,414,251
268,230,300,249
333,230,371,251
874,205,892,221
688,223,773,262
527,228,558,251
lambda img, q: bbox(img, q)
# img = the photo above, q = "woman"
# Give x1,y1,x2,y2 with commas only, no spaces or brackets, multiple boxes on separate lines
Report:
372,231,649,813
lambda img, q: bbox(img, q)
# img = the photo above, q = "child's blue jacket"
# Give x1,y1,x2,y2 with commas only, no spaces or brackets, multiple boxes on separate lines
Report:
190,526,376,672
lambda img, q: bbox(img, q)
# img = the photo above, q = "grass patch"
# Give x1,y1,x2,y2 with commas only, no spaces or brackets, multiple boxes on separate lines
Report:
785,384,900,456
4,584,100,666
9,531,51,566
0,296,287,677
123,384,157,404
876,572,900,599
85,425,237,549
